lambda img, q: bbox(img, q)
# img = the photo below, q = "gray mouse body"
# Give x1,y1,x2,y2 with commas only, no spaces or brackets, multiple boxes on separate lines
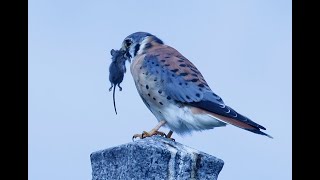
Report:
109,49,127,114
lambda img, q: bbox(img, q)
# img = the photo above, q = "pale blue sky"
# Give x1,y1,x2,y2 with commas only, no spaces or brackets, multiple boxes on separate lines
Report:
29,0,292,179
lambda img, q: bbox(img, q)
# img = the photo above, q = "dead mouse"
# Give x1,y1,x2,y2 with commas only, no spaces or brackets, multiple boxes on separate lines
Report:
109,49,127,114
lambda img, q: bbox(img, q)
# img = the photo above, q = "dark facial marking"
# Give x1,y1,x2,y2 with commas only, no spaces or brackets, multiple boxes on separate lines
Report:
125,39,132,47
144,43,152,49
133,44,140,56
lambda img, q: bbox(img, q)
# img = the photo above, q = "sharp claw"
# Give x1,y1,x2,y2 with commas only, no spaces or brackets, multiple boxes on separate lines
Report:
155,131,166,137
132,133,143,141
132,130,170,140
141,131,147,139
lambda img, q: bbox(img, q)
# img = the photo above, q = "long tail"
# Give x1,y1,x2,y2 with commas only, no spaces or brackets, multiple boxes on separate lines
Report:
113,85,117,114
201,108,273,138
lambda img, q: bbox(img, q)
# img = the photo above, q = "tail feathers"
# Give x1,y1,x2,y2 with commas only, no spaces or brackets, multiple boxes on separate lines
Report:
205,110,272,138
246,128,273,139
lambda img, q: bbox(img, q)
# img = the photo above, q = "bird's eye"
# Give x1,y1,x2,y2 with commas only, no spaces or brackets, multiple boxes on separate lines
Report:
125,39,132,47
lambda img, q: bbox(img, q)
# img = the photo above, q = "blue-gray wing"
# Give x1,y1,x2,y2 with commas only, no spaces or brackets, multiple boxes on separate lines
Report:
142,47,266,131
142,51,224,105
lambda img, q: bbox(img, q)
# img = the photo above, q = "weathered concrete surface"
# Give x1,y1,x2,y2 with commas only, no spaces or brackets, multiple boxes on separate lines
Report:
90,136,224,180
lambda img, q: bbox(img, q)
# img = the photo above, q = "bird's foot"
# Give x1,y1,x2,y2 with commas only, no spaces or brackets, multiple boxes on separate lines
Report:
132,130,166,141
166,130,175,141
166,137,175,142
109,85,113,91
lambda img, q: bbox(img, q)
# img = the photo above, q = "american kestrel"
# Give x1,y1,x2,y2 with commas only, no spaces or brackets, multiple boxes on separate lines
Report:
120,32,272,139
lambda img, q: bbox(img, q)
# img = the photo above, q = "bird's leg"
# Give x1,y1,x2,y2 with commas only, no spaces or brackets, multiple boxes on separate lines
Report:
166,130,175,141
133,120,167,140
167,130,173,138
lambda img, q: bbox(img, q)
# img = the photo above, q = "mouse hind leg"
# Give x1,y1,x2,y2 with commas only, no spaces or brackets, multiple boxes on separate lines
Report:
109,84,114,91
117,84,122,91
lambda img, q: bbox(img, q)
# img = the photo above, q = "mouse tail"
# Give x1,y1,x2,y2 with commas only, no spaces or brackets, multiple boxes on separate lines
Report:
113,85,117,115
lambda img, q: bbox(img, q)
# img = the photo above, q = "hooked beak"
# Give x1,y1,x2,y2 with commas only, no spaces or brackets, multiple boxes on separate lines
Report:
121,46,131,63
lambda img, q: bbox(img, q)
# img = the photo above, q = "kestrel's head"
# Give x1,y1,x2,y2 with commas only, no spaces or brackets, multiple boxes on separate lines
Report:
121,32,163,62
